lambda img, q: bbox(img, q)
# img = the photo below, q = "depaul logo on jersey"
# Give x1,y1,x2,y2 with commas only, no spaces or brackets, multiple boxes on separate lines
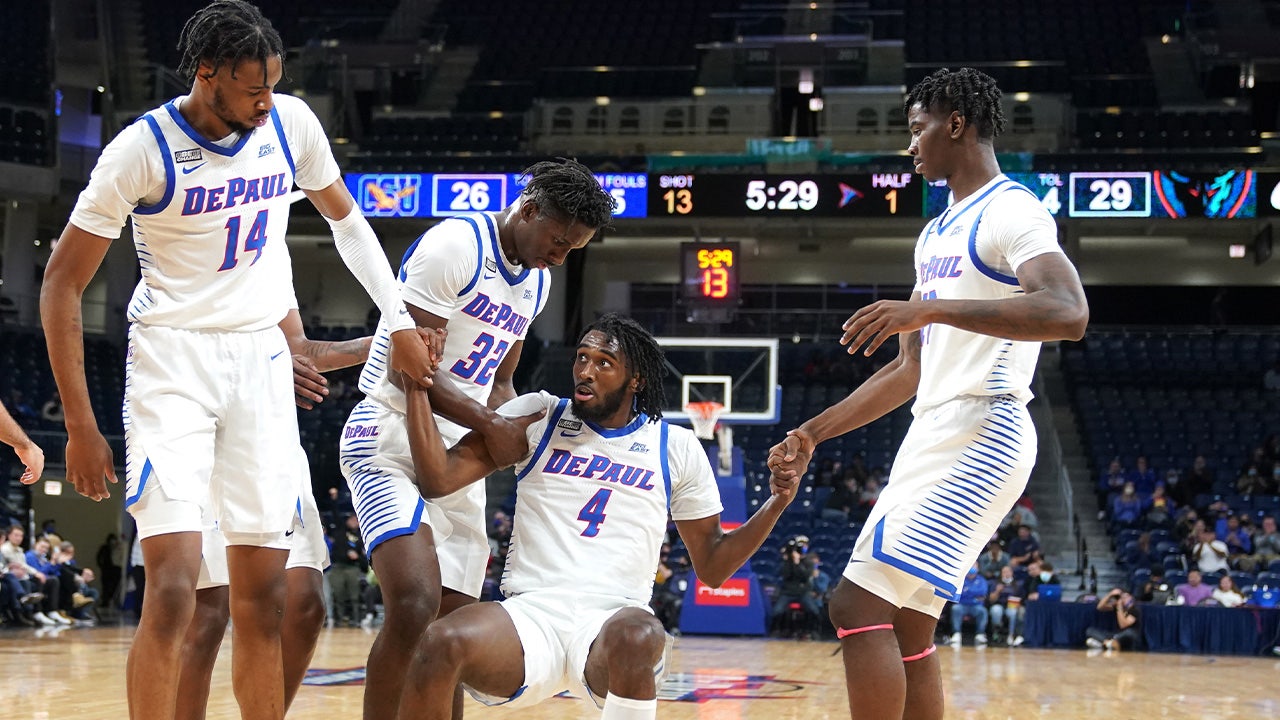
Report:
918,255,964,284
460,292,532,335
358,174,421,217
181,173,289,216
542,449,657,490
173,148,203,164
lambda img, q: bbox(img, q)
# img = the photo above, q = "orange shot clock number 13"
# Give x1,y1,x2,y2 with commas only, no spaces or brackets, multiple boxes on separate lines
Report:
681,242,740,304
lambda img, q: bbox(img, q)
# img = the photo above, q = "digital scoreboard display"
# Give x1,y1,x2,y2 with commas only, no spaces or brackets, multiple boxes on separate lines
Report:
681,242,740,305
649,173,924,218
926,172,1067,218
345,172,648,219
1260,173,1280,217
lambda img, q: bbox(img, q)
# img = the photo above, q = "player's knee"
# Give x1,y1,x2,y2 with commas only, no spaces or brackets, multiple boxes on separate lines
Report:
383,589,439,629
145,575,198,624
422,620,472,671
602,613,666,667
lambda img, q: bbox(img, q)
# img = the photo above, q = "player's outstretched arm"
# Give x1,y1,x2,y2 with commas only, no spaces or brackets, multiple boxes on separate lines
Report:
769,311,924,480
404,385,543,498
675,472,801,588
304,182,436,388
40,224,118,500
279,309,374,373
0,403,43,484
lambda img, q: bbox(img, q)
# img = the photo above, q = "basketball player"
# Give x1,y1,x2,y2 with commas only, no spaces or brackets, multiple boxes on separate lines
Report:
768,68,1089,720
1,401,43,485
39,2,435,718
397,314,800,720
173,304,425,720
339,158,615,719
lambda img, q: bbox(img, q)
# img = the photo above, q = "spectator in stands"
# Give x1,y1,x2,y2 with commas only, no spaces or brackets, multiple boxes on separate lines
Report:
1128,532,1159,570
857,474,883,516
1110,482,1144,529
1085,588,1141,652
988,564,1027,646
95,533,123,614
1237,463,1270,496
1211,574,1246,608
25,536,70,624
1222,514,1253,565
1192,526,1230,574
1239,515,1280,572
39,391,63,425
53,541,93,620
1143,483,1176,530
978,539,1010,579
1097,457,1127,520
4,390,37,424
487,510,512,559
1175,512,1203,551
948,564,989,647
999,502,1038,544
328,513,366,627
822,472,860,523
770,540,819,636
1171,456,1213,510
1136,564,1173,604
1175,569,1215,606
1,562,40,627
1007,525,1041,568
1025,560,1060,601
1128,455,1157,495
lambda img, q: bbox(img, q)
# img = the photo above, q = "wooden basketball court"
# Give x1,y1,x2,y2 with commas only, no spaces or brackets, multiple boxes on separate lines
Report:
3,627,1276,718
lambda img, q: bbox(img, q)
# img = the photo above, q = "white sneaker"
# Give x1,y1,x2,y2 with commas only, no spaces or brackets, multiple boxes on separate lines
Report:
949,632,962,647
975,633,988,646
33,611,57,626
360,614,373,629
52,612,74,625
1011,635,1024,647
1086,637,1103,649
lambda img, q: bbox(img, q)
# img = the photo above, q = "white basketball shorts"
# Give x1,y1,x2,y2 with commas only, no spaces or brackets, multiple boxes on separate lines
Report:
123,323,303,544
843,394,1035,618
196,447,330,590
464,591,671,710
339,397,489,598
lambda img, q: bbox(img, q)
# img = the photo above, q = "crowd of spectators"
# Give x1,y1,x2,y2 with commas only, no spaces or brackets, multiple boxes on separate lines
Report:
1103,435,1280,615
1,522,100,629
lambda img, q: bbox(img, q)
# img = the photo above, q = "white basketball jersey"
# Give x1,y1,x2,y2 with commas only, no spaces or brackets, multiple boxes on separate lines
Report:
359,213,549,433
912,175,1064,411
68,94,339,332
499,392,724,604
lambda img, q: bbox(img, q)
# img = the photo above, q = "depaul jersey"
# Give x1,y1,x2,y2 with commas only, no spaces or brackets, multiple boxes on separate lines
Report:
358,213,549,432
912,174,1064,411
68,94,340,332
498,392,724,604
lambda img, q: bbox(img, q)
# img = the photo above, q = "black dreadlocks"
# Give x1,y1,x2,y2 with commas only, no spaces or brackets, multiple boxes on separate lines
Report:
520,158,616,231
904,67,1006,140
177,0,285,83
584,313,667,423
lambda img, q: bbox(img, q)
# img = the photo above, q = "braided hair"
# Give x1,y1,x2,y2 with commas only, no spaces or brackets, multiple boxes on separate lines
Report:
520,158,616,231
585,313,667,422
177,0,285,83
904,67,1006,140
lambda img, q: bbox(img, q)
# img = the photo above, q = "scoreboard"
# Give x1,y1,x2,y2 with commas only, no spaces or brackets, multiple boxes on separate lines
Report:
648,173,923,218
345,172,648,219
345,168,1269,220
680,242,740,305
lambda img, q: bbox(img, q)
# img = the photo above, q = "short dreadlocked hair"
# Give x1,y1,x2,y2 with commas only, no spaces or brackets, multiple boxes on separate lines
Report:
520,158,616,232
904,67,1006,140
177,0,285,83
584,313,667,423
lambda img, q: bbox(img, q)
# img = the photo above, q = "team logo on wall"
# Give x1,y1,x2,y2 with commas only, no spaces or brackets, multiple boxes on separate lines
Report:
358,174,422,217
1153,169,1255,218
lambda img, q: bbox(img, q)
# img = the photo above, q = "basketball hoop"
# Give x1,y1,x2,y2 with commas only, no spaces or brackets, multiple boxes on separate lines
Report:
685,401,724,441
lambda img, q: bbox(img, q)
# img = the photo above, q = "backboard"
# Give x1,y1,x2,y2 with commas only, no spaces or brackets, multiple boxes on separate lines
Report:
655,337,779,425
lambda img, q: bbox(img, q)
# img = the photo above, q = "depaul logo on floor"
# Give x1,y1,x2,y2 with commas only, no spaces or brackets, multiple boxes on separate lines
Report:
305,667,816,701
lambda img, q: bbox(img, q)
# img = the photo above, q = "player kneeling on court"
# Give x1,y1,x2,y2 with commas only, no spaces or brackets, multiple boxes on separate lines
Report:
396,313,799,720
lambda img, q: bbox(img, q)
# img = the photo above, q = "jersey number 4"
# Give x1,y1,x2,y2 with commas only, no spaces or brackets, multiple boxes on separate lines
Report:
577,488,613,538
218,209,269,271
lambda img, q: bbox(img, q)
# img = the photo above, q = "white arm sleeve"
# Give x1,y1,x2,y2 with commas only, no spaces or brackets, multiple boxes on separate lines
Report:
326,208,414,333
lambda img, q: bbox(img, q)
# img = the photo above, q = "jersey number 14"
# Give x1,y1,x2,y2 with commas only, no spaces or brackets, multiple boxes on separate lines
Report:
218,209,269,271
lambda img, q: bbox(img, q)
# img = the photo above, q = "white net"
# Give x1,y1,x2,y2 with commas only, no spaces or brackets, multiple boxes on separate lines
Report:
685,401,724,441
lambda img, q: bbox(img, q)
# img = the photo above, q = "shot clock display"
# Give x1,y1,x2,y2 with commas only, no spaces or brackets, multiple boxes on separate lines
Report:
650,174,924,218
681,242,740,305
